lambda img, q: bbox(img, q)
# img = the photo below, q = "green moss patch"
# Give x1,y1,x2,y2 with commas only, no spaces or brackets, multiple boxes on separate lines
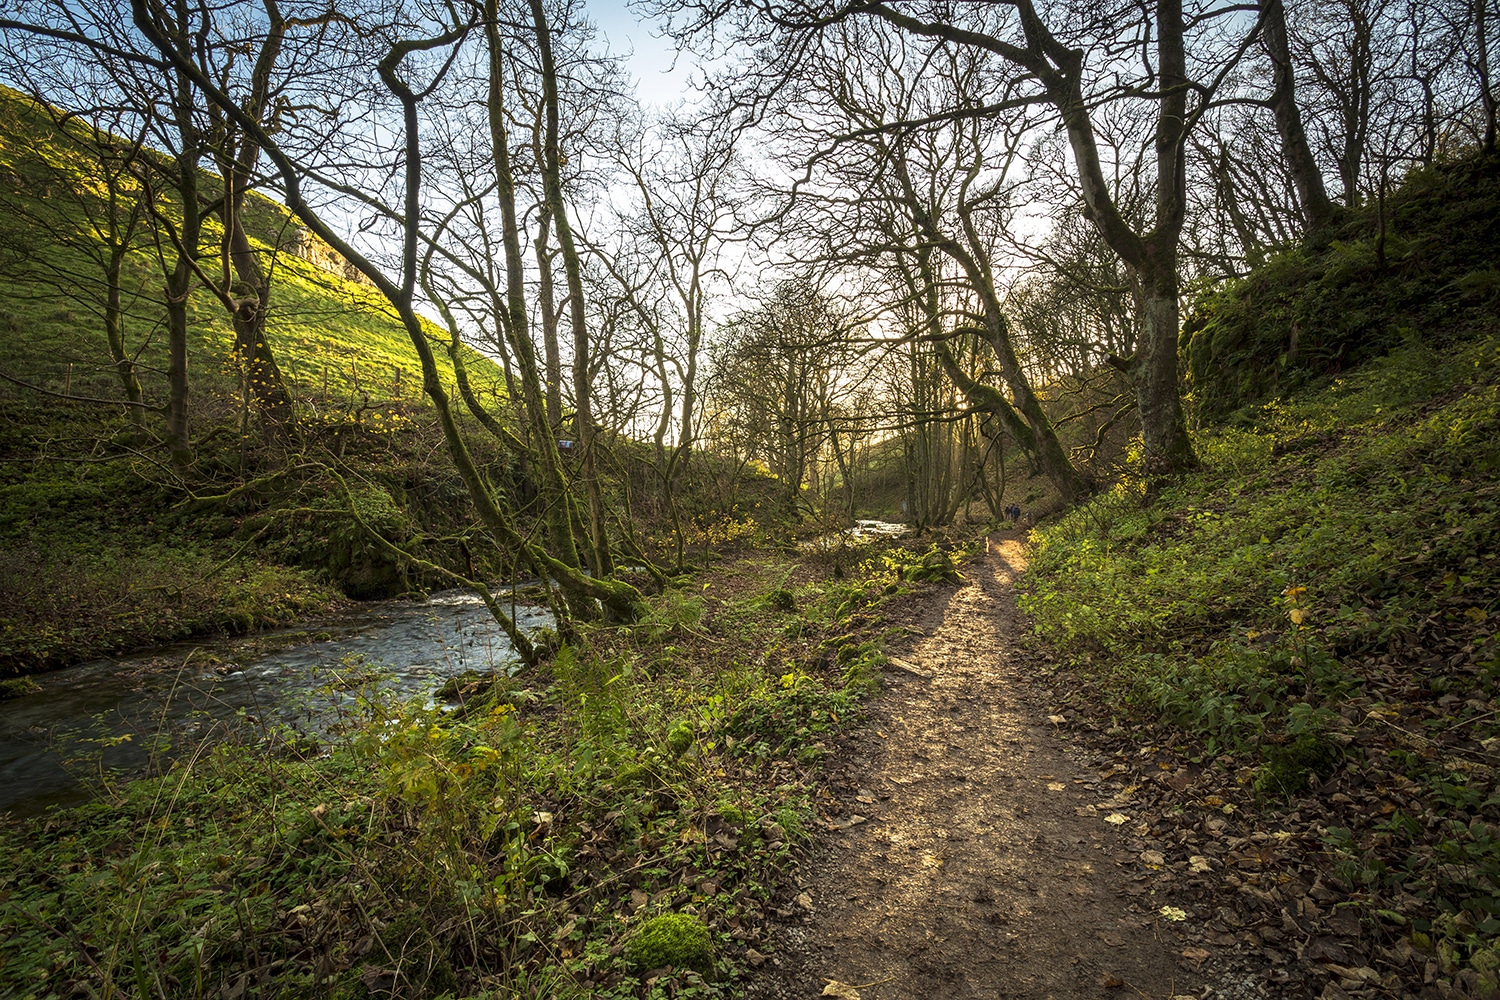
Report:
623,912,713,974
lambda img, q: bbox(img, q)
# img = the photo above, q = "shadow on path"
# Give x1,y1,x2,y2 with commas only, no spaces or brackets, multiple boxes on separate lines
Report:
750,537,1207,1000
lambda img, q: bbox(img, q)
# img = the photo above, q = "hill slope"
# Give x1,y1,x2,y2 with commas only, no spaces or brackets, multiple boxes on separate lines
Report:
1023,153,1500,997
0,87,513,673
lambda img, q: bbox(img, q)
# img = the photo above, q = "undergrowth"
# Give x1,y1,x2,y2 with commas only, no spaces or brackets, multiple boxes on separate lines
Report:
0,542,930,999
1021,334,1500,989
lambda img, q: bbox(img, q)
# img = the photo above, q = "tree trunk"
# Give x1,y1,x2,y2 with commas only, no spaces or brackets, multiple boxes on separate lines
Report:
1479,0,1497,153
484,0,583,578
1260,0,1339,231
534,209,564,434
103,243,145,431
529,0,613,577
225,0,295,433
164,13,198,468
1130,255,1197,477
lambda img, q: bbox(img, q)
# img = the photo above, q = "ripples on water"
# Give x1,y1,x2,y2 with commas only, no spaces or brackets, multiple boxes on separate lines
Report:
800,518,910,552
0,589,553,818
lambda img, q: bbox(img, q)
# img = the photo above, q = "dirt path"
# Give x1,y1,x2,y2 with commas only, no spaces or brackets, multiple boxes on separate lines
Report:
751,537,1213,1000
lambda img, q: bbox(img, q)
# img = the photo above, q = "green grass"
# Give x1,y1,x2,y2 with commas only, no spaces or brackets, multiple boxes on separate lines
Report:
1021,334,1500,989
1186,153,1500,422
0,545,912,999
1026,332,1494,683
1025,336,1500,740
0,86,503,414
0,86,518,671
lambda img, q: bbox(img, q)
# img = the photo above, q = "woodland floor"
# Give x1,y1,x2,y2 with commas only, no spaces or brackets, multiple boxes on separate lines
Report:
747,534,1248,1000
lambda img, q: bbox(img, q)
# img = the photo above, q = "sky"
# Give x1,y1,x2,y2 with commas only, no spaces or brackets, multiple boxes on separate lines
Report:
587,2,698,108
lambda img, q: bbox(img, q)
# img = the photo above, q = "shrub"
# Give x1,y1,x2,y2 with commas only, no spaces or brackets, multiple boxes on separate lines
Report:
1255,732,1342,798
665,719,694,757
762,587,797,613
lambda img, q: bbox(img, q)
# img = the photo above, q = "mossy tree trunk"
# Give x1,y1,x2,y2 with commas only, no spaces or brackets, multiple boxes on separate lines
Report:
528,0,614,577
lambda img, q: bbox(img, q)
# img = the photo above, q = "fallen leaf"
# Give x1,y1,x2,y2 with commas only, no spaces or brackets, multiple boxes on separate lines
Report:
1188,856,1211,873
1047,714,1067,724
1159,905,1188,922
822,981,861,999
1140,850,1166,866
1047,782,1067,791
1105,812,1130,825
1181,947,1210,962
1100,974,1125,988
920,852,944,869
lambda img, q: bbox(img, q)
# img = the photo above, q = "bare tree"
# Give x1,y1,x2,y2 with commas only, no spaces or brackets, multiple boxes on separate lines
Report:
1260,0,1341,228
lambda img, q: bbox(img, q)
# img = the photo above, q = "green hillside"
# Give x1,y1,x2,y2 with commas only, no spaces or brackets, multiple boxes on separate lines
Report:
1024,154,1500,992
0,87,513,673
1186,155,1500,423
0,85,502,415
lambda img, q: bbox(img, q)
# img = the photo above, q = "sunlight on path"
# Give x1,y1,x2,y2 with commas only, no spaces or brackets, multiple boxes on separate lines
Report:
752,536,1204,1000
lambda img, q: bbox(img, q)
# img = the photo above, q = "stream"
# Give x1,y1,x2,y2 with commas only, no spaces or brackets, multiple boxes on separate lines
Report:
0,589,553,819
801,518,911,551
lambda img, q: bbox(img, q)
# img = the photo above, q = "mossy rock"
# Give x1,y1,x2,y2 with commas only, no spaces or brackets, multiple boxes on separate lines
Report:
0,677,41,699
623,912,713,974
665,719,694,756
1256,732,1342,798
906,546,959,583
762,587,797,613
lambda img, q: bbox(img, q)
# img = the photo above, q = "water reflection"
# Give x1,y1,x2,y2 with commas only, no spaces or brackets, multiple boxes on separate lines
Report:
0,589,552,817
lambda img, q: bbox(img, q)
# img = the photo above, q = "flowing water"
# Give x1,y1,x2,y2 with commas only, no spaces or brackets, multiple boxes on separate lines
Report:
800,518,910,552
0,589,553,818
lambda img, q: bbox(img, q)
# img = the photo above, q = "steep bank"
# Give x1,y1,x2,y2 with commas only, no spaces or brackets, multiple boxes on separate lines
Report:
1023,327,1500,994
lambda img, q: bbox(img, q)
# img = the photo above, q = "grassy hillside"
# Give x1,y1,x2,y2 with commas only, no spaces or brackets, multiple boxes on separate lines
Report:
0,85,502,417
1186,155,1500,423
1023,153,1500,996
0,87,513,673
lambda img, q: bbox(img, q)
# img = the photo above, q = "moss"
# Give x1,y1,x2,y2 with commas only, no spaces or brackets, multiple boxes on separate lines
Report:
1186,152,1500,423
665,720,694,757
836,641,886,697
622,912,713,974
0,677,41,698
906,545,959,584
762,587,797,613
1256,733,1343,798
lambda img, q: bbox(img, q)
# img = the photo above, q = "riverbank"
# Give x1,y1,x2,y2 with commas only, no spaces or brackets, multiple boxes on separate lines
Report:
0,586,555,817
0,536,954,998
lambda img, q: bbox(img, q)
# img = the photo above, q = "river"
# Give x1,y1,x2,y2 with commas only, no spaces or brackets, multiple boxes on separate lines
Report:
0,589,552,818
